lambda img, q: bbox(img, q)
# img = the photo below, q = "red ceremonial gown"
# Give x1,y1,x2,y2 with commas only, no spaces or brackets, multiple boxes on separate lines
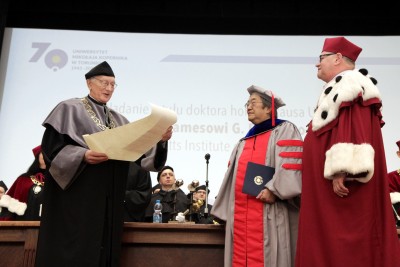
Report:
388,170,400,193
233,130,269,266
388,170,400,218
0,173,45,220
295,69,400,267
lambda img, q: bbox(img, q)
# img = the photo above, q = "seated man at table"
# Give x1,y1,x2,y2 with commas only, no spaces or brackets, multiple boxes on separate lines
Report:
144,166,189,223
190,185,215,224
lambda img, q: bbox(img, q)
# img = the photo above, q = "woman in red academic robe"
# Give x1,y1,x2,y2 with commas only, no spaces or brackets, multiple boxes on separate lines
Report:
0,145,46,220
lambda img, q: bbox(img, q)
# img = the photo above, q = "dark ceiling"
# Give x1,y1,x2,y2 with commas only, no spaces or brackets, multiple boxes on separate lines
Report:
2,0,399,36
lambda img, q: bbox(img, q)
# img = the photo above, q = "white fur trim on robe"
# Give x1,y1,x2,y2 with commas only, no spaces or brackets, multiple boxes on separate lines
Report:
312,69,381,131
324,143,374,183
390,192,400,204
0,194,27,216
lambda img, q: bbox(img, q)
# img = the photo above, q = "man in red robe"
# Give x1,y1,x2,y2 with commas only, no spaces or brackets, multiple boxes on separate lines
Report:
295,37,400,267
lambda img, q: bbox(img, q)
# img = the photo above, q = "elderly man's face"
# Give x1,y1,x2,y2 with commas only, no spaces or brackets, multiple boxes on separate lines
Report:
87,75,116,104
246,93,271,125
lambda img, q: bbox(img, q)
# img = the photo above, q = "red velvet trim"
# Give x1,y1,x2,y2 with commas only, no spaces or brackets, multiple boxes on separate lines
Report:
279,151,303,159
233,132,271,267
35,173,45,184
277,139,303,147
282,163,302,170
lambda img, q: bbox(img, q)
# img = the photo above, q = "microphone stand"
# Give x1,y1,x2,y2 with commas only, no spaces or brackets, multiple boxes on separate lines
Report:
204,153,210,218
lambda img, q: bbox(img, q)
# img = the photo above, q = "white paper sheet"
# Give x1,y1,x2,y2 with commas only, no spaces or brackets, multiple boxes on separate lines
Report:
83,103,177,161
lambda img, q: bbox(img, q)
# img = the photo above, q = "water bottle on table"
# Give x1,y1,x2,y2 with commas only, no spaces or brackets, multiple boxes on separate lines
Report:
153,199,163,223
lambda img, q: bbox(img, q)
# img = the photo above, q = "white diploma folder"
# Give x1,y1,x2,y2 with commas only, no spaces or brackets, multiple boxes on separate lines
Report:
83,103,177,161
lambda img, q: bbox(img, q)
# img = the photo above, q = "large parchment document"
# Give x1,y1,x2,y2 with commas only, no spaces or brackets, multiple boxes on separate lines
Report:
83,103,177,161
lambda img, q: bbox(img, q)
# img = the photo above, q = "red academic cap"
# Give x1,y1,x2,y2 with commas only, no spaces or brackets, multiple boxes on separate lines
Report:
32,145,42,157
322,37,362,62
396,140,400,150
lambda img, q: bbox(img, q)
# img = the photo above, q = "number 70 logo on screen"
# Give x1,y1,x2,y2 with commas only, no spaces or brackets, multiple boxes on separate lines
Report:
29,42,68,72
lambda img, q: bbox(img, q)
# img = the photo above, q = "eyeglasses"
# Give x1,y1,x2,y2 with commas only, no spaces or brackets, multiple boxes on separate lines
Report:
319,53,336,63
244,101,263,108
92,77,117,89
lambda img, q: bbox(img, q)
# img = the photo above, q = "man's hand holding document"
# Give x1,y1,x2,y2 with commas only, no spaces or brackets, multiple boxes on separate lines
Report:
83,103,177,161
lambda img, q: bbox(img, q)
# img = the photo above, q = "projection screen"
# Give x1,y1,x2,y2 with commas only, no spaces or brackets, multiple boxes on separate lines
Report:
1,28,399,202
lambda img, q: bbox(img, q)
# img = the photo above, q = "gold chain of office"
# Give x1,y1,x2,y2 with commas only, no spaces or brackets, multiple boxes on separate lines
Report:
81,97,116,130
30,175,44,194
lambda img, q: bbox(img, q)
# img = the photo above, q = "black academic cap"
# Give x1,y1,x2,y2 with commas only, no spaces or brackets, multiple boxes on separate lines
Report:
85,61,115,79
0,180,8,192
195,185,210,194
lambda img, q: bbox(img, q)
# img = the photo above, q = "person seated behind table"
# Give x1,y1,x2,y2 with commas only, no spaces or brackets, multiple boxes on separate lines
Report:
189,185,215,224
124,162,152,222
388,140,400,226
0,145,46,220
144,166,190,223
186,179,200,203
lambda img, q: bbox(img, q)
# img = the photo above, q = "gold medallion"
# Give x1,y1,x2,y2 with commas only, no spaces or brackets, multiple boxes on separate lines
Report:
33,185,42,194
254,175,263,185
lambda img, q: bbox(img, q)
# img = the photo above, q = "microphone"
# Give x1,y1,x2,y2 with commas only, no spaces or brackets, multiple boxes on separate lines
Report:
204,153,210,217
